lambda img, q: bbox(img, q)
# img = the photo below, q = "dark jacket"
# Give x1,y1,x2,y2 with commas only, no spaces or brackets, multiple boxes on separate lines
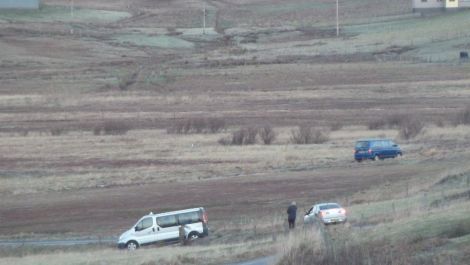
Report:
287,205,297,220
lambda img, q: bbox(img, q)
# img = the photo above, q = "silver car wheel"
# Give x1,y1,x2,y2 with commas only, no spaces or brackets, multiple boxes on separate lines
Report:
127,241,138,251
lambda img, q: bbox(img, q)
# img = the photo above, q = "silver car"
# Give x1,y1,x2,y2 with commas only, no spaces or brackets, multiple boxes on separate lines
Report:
304,203,347,225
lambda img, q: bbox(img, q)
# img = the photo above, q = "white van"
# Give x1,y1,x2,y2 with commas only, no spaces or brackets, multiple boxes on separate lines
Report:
117,207,209,250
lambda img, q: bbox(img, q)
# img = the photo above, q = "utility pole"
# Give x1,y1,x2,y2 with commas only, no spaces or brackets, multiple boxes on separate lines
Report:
336,0,339,37
70,0,74,18
203,3,206,35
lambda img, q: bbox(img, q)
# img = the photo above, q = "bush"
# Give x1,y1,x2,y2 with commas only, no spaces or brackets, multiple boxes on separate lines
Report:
93,126,102,136
330,122,343,131
386,114,407,128
217,136,232,146
231,129,246,145
434,118,445,128
50,127,67,136
231,127,258,145
291,126,313,144
19,129,29,137
259,125,276,145
313,129,330,144
454,106,470,126
368,119,387,130
167,118,226,134
207,118,226,133
118,71,139,91
399,116,424,140
191,118,206,133
291,126,329,144
93,120,132,135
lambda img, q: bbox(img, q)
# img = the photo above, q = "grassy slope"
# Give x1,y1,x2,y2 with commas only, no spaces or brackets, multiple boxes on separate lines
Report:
1,1,470,264
279,164,470,264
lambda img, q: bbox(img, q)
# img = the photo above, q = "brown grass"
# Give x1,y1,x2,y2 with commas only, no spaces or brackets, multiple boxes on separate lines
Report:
1,1,470,263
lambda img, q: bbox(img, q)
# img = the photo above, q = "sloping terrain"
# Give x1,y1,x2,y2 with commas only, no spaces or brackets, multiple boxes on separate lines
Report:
0,0,470,264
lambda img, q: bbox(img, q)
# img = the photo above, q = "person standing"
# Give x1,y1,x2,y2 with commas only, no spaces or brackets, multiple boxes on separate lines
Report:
287,201,297,229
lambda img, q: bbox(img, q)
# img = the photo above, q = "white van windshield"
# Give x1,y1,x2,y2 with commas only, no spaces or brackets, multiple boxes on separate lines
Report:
136,217,153,231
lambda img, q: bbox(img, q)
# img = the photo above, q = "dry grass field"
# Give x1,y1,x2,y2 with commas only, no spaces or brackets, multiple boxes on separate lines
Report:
1,0,470,264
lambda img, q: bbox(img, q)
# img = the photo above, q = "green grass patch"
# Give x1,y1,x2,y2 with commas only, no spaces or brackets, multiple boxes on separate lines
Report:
114,34,194,49
0,6,130,23
249,2,332,15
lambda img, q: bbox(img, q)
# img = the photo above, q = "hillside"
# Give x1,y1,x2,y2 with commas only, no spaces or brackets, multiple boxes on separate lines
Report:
0,0,470,264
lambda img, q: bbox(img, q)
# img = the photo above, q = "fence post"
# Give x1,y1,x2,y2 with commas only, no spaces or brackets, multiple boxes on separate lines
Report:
179,225,186,245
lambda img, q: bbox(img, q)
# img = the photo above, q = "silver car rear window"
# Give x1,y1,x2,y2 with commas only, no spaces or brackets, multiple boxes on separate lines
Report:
319,204,340,210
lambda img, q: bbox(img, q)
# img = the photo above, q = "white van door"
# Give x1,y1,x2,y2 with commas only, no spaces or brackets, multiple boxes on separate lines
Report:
155,215,180,241
134,217,156,245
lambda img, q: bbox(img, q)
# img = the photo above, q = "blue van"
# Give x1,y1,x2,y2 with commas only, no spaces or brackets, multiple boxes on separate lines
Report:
354,139,402,162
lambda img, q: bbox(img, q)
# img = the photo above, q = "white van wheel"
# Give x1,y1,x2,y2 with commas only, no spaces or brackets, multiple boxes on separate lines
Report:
374,155,380,161
188,232,199,240
126,241,138,251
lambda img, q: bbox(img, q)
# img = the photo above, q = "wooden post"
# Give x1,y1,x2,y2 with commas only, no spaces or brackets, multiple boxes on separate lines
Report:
179,225,186,245
70,0,74,18
336,0,339,37
203,3,206,35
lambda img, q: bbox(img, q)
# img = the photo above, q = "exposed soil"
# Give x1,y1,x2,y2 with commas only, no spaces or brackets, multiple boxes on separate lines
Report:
0,160,438,237
1,0,470,247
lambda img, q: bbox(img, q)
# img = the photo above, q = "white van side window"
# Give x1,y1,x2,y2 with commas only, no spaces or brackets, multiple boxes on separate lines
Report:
157,215,178,228
136,217,153,231
178,211,200,225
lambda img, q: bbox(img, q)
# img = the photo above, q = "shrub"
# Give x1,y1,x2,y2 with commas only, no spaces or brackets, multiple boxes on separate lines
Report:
19,129,29,137
368,119,387,130
386,114,407,128
50,127,67,136
434,118,445,128
399,116,424,140
291,126,329,144
291,126,313,144
98,120,132,135
191,118,206,133
244,127,258,144
259,125,276,145
167,117,226,134
93,126,102,136
207,118,226,133
330,122,343,131
312,129,330,144
230,127,258,145
217,136,232,146
231,129,246,145
454,106,470,126
118,71,139,90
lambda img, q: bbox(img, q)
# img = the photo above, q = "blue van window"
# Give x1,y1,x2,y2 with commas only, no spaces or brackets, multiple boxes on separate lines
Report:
355,141,368,148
